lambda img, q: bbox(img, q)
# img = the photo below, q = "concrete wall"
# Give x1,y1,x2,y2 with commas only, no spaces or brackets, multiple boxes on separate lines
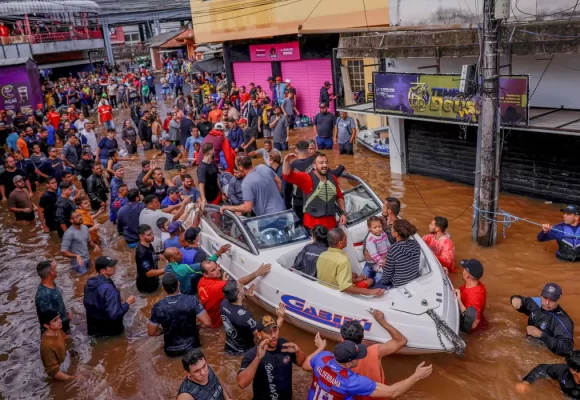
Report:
0,44,33,60
31,39,105,56
383,54,580,109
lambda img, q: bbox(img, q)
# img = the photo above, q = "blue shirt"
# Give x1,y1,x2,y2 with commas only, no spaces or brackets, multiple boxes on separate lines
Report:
110,177,124,201
228,126,244,149
6,132,19,151
161,196,180,209
110,196,128,223
164,235,182,250
308,351,376,400
98,137,118,162
145,75,155,87
180,186,201,202
185,136,203,160
43,125,56,146
117,202,146,244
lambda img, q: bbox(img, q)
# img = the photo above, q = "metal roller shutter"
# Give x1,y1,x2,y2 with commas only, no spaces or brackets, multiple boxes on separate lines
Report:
232,62,273,91
405,120,478,185
281,59,334,120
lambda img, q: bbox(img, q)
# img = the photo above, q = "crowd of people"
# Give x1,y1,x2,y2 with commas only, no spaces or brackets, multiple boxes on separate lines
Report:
1,62,580,399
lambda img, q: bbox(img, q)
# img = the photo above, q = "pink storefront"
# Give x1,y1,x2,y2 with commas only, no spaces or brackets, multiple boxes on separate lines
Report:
229,38,336,121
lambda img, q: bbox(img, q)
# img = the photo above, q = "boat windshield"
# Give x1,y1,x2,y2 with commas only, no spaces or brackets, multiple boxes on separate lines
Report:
239,210,310,250
340,177,383,226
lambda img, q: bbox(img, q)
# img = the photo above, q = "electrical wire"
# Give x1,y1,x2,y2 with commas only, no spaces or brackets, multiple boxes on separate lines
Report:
361,0,370,32
300,0,323,26
514,0,580,18
191,0,303,26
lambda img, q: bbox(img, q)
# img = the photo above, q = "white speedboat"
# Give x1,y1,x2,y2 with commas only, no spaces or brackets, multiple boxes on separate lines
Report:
197,174,464,355
357,127,390,156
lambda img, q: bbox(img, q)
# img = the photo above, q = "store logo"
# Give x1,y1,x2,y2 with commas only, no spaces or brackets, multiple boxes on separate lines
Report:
408,80,429,112
1,85,15,99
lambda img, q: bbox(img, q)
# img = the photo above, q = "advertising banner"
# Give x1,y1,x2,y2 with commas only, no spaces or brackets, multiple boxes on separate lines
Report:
373,72,529,126
249,41,300,62
0,61,43,122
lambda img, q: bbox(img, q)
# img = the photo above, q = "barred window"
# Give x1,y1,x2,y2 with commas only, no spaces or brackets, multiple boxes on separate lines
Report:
347,59,365,93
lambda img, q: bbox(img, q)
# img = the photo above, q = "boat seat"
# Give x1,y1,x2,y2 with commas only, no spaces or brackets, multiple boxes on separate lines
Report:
276,247,303,269
418,250,430,276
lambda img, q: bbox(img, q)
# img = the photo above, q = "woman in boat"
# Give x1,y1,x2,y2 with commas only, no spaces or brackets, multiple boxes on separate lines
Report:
293,225,328,277
378,219,421,288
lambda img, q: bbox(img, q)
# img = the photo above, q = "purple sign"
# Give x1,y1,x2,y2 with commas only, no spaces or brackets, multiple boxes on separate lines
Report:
0,60,43,122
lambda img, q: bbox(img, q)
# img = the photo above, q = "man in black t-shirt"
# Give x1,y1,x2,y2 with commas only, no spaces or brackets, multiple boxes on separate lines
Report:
38,177,59,233
197,143,220,209
148,273,212,357
238,315,305,400
221,281,286,355
178,348,233,400
37,147,65,184
135,224,165,293
0,155,31,201
197,115,212,138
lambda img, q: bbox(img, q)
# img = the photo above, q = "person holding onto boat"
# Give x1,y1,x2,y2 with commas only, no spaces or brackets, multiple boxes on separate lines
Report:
538,205,580,262
510,283,574,357
516,350,580,398
197,260,272,328
283,152,348,231
454,259,487,332
340,309,408,398
238,315,305,400
422,216,456,273
302,338,432,399
317,228,384,297
378,219,421,289
220,280,286,355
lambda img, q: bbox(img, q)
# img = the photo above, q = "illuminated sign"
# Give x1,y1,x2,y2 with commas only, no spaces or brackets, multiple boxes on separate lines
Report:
281,294,372,331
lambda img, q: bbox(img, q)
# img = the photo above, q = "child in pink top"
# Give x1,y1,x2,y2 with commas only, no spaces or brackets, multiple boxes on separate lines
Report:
362,216,391,284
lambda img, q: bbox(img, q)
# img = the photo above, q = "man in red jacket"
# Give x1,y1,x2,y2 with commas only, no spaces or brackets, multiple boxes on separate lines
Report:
195,123,235,174
283,152,347,231
422,216,456,273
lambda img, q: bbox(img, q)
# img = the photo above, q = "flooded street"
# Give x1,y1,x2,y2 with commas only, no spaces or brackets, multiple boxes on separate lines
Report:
0,100,577,400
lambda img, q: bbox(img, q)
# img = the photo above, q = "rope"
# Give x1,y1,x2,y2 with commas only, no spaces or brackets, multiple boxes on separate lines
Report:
472,204,580,239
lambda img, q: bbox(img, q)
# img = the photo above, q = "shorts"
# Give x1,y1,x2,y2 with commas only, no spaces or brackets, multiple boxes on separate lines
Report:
162,87,171,95
338,142,354,155
274,142,288,151
316,136,333,150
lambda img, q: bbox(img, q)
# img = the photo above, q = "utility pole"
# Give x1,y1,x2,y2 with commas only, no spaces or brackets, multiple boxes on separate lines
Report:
476,0,502,246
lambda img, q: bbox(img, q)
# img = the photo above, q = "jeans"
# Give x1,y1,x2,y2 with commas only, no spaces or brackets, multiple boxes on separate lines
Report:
316,136,333,149
361,262,383,283
274,142,288,151
71,258,90,274
104,120,115,130
339,142,354,155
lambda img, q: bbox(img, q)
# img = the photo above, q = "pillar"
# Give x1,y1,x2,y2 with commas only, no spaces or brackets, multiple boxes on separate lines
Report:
102,22,115,64
389,117,406,175
154,17,161,36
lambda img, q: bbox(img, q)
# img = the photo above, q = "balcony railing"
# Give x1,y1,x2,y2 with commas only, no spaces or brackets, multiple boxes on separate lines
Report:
1,29,103,45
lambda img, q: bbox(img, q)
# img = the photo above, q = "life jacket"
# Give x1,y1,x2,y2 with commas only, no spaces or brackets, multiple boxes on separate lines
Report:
557,225,580,262
303,172,337,218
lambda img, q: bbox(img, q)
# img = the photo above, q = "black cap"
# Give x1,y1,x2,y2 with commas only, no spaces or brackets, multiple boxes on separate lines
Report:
334,340,368,363
167,186,180,195
39,309,60,326
95,256,118,272
256,315,278,332
184,227,201,242
541,283,562,301
561,205,580,215
460,259,484,279
82,147,92,155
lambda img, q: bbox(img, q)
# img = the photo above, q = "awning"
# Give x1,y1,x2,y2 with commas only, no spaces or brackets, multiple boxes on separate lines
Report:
337,102,376,116
0,0,100,15
191,57,224,75
38,59,91,69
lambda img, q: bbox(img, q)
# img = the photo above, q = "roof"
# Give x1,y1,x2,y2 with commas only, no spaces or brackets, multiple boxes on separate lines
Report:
162,29,194,48
0,1,100,15
0,58,33,67
146,30,184,48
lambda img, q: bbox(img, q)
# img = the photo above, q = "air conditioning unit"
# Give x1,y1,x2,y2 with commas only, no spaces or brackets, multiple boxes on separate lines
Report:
459,64,477,96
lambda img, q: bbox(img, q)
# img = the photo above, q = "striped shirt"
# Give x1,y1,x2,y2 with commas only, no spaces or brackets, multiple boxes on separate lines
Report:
381,239,421,287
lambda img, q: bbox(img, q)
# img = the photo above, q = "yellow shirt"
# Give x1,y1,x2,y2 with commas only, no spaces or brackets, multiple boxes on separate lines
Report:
316,248,353,291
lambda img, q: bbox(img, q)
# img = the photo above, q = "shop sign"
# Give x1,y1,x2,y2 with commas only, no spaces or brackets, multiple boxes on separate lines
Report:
373,72,529,126
250,41,300,62
0,63,43,122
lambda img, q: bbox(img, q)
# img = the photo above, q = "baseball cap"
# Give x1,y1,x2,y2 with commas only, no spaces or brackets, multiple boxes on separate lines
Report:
561,205,579,215
334,340,368,363
237,118,247,125
275,76,282,81
285,79,291,84
37,104,43,108
256,315,278,332
167,221,182,234
12,175,24,183
112,163,123,171
184,227,201,242
39,309,60,326
82,147,92,155
167,186,180,195
460,259,484,279
214,122,225,131
541,283,562,301
95,256,118,272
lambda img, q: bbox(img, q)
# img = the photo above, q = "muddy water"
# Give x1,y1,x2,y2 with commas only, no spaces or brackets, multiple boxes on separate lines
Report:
0,102,577,400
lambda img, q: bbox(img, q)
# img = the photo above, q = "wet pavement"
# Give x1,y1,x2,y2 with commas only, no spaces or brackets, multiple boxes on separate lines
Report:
0,96,577,399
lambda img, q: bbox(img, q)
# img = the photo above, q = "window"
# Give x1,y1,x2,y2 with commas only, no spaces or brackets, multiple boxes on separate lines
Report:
124,32,140,44
203,211,252,252
347,59,365,93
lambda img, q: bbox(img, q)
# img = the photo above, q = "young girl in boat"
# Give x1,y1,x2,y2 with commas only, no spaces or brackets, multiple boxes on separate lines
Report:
362,216,391,285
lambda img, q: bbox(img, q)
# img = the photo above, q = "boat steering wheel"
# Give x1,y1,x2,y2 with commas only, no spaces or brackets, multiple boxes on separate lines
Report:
260,228,281,244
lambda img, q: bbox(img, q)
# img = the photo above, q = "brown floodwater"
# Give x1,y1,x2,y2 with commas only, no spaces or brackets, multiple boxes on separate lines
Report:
0,101,577,400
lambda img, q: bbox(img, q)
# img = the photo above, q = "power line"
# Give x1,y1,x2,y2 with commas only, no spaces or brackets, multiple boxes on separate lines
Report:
361,0,370,32
191,0,303,26
300,0,323,27
514,0,580,18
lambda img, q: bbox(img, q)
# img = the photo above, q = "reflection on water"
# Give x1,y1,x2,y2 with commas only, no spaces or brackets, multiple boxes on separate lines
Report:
0,105,576,399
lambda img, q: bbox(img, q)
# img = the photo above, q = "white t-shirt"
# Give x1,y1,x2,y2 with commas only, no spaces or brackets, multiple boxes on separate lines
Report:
139,208,174,253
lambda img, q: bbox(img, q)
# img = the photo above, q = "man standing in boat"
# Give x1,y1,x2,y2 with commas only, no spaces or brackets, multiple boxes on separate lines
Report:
283,152,348,231
538,205,580,262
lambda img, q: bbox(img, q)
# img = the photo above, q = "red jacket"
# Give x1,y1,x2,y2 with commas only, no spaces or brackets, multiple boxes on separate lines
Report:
195,130,235,174
422,233,456,272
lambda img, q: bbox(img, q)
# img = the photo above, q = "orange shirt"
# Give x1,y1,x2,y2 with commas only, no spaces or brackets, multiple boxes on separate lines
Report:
351,344,387,400
16,138,29,158
197,276,227,328
208,109,223,124
77,208,100,244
